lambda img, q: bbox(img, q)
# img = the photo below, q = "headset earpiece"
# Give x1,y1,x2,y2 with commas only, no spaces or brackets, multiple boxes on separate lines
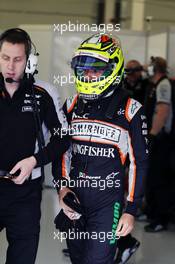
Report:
147,65,154,76
25,53,39,75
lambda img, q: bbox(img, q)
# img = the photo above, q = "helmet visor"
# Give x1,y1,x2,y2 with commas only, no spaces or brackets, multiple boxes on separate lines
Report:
71,56,114,83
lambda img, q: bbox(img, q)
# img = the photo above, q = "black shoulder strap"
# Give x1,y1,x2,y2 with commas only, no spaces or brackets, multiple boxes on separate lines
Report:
27,75,45,182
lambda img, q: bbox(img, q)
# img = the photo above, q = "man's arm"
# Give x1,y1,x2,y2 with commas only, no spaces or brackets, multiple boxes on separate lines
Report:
150,79,171,135
117,100,148,236
52,94,78,192
150,103,170,135
11,88,70,184
33,92,70,166
125,106,148,215
52,97,80,220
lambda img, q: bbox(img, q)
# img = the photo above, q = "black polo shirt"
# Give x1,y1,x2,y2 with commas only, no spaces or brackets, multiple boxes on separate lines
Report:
0,74,69,173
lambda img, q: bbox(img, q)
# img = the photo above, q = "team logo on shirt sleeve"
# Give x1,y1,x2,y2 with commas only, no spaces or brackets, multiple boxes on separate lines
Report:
125,98,142,122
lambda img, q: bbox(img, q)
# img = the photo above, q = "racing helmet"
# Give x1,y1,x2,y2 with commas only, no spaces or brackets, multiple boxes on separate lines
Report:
71,33,124,100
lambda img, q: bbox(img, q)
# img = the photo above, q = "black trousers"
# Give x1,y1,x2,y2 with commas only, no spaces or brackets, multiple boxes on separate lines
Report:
145,134,174,225
0,178,42,264
66,201,122,264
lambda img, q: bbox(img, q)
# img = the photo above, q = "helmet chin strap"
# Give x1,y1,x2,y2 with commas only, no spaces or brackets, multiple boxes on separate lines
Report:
103,89,115,98
99,78,122,99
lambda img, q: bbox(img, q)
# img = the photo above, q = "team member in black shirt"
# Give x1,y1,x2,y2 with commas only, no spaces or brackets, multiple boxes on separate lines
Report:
0,28,69,264
124,60,149,105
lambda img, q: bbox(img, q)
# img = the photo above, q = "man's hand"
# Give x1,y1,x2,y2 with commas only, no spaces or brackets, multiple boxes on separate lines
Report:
59,187,80,220
116,213,134,237
10,156,37,185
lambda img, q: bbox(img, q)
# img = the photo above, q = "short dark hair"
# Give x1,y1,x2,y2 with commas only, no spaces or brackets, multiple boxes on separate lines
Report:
0,28,32,58
151,56,167,74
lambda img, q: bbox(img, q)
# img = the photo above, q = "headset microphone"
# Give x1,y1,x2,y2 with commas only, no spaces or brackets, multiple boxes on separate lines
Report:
5,78,20,83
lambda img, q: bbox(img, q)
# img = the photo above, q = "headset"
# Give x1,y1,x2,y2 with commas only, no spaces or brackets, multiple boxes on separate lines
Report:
0,28,39,80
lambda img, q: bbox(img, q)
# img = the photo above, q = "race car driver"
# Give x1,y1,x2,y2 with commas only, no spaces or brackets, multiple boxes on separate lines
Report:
55,33,148,264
